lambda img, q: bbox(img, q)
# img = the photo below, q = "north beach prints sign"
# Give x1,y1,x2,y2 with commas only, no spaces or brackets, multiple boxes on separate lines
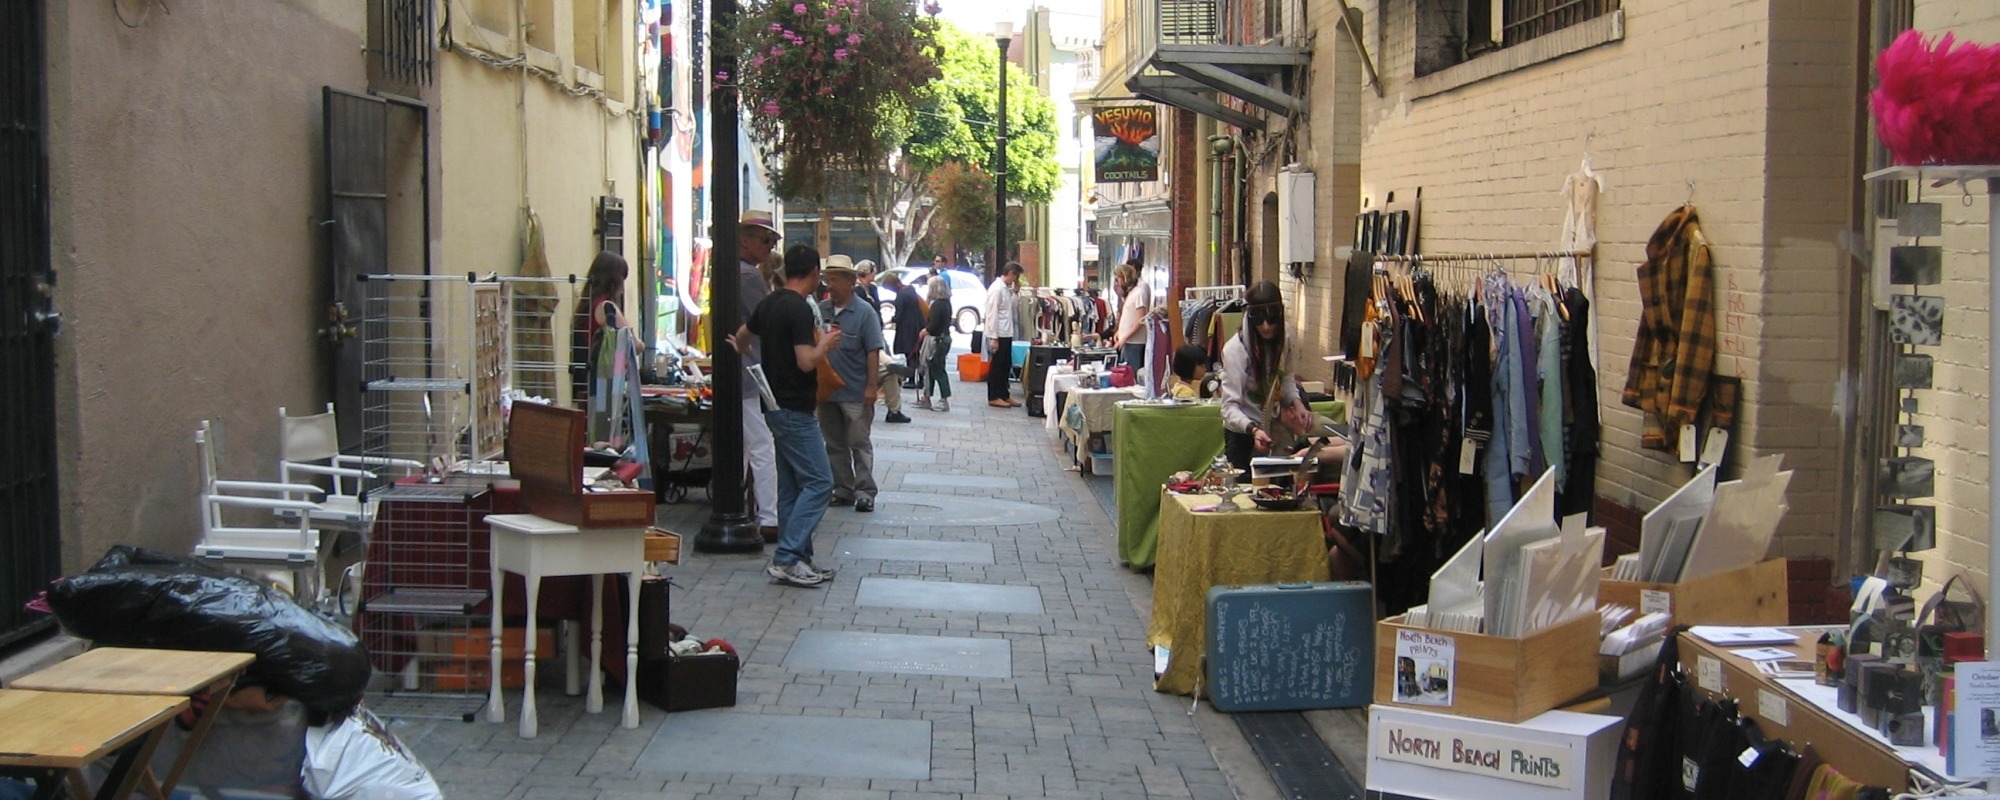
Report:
1377,721,1574,790
1091,105,1160,183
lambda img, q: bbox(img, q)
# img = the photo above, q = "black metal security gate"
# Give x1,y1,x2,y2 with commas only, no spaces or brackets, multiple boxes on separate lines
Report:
323,88,389,449
0,0,61,649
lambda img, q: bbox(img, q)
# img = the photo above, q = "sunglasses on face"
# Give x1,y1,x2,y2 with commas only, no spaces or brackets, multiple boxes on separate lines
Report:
1248,308,1282,326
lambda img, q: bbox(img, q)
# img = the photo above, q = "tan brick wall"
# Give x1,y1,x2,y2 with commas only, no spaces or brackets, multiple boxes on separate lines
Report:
1260,0,1862,555
1898,6,2000,592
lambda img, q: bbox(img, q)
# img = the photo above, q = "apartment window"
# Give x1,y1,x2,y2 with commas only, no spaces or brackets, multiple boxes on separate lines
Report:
526,0,557,53
1076,48,1099,83
1415,0,1620,77
574,0,602,73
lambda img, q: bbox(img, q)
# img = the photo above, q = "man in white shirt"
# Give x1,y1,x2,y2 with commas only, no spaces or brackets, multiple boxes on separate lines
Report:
982,262,1025,408
736,209,783,542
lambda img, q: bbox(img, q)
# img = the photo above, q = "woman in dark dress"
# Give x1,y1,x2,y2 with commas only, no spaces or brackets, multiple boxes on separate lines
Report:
914,279,954,412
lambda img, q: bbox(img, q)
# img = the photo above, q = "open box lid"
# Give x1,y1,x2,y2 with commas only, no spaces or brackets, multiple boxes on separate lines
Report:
507,401,586,496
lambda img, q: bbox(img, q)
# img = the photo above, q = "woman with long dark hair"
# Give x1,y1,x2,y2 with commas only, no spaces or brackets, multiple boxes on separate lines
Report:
1219,280,1311,470
572,251,630,404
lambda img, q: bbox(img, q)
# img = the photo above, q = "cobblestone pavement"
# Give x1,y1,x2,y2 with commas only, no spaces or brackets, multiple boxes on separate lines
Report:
397,385,1245,800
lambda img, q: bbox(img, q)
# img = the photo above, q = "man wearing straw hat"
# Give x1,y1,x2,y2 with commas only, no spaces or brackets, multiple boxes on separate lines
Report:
736,209,785,543
817,255,885,513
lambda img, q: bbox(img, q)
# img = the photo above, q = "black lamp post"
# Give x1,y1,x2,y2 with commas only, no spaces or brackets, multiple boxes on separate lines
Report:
695,0,761,553
991,20,1013,282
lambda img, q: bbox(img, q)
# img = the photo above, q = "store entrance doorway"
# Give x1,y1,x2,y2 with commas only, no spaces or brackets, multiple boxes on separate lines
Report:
0,0,62,649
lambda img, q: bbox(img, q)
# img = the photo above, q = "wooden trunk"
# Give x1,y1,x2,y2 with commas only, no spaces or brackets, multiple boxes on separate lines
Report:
508,401,655,528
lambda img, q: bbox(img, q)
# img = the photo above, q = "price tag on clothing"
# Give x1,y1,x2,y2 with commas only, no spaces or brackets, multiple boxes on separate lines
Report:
1700,428,1729,467
1678,425,1698,463
1458,440,1478,475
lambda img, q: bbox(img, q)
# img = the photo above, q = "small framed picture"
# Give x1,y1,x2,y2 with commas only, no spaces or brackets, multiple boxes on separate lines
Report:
1895,354,1934,389
1885,556,1924,590
1896,424,1925,448
1891,295,1944,346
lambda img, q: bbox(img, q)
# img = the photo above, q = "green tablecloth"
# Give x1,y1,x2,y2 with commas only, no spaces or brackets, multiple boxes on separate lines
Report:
1112,400,1344,568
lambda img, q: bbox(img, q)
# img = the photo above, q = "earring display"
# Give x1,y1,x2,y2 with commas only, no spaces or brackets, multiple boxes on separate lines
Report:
1894,354,1934,389
1889,245,1943,285
1896,202,1943,238
1896,424,1925,448
1889,295,1943,345
1878,456,1936,498
1874,505,1936,553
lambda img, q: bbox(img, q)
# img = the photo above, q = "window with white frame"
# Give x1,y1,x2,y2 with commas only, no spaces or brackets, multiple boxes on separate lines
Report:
1414,0,1621,77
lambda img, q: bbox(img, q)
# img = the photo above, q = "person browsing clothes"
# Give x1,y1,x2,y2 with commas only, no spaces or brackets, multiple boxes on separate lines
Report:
728,244,843,588
1110,259,1153,375
1220,281,1312,470
982,262,1025,408
817,256,885,513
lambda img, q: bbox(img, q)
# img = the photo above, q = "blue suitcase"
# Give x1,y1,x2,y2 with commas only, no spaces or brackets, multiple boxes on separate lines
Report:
1205,581,1374,712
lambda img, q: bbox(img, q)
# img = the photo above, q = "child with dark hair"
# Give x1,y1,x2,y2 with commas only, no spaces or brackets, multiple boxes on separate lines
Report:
1168,344,1208,400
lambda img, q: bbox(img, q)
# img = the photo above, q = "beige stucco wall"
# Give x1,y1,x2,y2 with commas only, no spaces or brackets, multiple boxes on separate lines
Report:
1898,6,2000,592
1269,0,1860,556
45,1,368,571
438,5,643,406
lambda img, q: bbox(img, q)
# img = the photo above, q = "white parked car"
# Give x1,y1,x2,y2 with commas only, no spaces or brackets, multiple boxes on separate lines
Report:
884,267,988,334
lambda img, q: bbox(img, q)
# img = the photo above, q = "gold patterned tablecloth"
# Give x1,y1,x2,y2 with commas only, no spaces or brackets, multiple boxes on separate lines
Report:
1148,490,1329,696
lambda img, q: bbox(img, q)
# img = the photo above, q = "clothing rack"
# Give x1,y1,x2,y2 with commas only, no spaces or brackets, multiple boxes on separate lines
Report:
1372,250,1592,264
1184,285,1246,302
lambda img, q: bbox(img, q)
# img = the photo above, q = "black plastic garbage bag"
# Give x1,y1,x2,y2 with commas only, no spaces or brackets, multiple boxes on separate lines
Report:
45,547,370,721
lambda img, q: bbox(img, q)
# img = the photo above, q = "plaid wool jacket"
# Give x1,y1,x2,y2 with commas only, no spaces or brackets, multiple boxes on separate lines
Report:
1621,205,1716,448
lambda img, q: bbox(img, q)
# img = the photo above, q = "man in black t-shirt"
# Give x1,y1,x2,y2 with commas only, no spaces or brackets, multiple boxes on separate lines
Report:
732,244,843,587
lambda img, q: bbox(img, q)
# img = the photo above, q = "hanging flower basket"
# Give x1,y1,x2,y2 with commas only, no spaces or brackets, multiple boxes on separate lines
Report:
731,0,943,201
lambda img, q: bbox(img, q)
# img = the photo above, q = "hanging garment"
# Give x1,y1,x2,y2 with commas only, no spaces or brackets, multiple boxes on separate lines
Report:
1341,349,1395,538
1623,205,1717,450
1558,287,1601,518
1561,165,1603,368
1531,286,1566,484
1339,252,1376,360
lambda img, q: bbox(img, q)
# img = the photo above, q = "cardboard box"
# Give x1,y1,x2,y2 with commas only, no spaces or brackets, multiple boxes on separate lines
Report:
1598,557,1788,628
1374,612,1599,724
637,651,739,712
433,661,527,690
416,626,556,663
1366,705,1622,800
508,401,656,528
645,528,682,564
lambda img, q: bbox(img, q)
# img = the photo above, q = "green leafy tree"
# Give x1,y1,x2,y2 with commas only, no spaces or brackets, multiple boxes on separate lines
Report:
864,22,1058,269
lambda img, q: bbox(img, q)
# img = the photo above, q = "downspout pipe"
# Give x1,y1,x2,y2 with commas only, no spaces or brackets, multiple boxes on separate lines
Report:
1209,135,1229,285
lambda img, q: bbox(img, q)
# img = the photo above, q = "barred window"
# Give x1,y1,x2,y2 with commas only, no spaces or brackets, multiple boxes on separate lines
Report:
1415,0,1621,77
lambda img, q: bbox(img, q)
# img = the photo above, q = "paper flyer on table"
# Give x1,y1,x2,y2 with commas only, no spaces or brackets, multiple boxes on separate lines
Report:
1392,628,1456,707
1953,662,2000,777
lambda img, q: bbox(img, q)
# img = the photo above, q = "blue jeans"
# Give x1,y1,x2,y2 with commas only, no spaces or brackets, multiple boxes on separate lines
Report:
765,408,833,566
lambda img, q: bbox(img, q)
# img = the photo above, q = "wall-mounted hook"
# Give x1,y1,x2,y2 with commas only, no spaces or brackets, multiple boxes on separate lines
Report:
1686,180,1696,207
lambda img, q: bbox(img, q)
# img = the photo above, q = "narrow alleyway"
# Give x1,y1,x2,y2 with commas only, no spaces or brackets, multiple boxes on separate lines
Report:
395,386,1272,800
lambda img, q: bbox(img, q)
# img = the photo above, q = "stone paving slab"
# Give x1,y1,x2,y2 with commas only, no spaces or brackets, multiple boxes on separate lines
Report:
832,537,996,564
898,474,1020,491
637,710,932,780
855,577,1045,615
782,630,1012,679
398,388,1247,799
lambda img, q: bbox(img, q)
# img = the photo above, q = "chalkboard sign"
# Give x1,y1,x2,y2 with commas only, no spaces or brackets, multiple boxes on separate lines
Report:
1205,582,1374,712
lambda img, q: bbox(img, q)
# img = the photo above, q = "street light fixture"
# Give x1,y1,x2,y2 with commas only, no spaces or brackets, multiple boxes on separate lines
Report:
992,20,1013,282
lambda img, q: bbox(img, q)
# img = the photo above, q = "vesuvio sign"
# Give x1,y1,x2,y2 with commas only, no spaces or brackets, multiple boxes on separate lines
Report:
1375,720,1573,789
1091,105,1160,183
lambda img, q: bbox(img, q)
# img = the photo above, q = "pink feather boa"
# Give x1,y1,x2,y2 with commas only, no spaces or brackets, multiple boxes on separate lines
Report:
1873,30,2000,165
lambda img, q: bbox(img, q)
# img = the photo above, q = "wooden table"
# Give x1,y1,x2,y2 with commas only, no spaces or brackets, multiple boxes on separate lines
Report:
485,513,645,738
0,688,188,800
11,647,256,800
1148,490,1329,696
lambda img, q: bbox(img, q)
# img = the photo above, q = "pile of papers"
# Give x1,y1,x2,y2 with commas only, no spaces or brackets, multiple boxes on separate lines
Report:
1631,456,1794,584
1415,469,1605,638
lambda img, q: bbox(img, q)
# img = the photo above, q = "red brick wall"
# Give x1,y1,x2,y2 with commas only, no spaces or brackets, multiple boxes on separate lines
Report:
1169,108,1198,347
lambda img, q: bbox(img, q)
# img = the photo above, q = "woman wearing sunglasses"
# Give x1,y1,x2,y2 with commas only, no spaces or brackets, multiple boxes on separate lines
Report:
1220,281,1313,470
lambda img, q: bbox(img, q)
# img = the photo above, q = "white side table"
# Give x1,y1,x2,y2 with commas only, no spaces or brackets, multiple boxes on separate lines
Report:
484,513,645,738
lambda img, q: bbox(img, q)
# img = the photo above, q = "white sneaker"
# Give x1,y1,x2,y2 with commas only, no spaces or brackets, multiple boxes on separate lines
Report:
935,400,950,412
805,561,837,580
767,560,826,587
